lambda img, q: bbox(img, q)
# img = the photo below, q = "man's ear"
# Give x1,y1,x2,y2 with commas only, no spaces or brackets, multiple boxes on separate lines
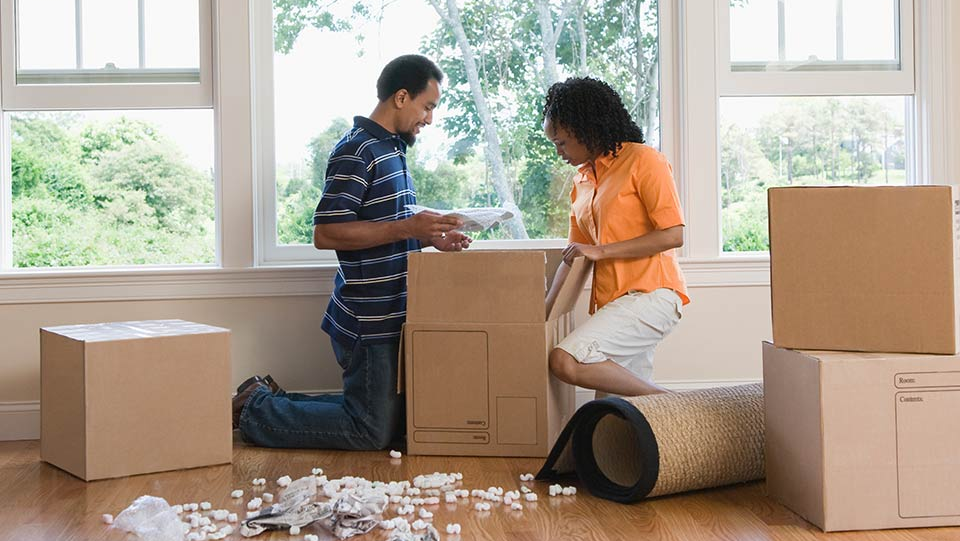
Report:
394,89,408,109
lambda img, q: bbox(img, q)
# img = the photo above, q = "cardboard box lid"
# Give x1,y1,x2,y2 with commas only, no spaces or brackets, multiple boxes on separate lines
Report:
768,185,958,354
407,251,552,323
546,256,592,321
41,320,229,342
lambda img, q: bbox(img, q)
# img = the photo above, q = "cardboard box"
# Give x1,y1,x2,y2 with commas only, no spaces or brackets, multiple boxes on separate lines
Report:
41,320,232,481
403,250,590,457
768,185,960,354
763,341,960,531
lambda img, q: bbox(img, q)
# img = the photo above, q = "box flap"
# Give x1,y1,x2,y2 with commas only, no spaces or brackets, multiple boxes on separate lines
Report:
42,320,229,342
407,251,548,323
546,257,592,321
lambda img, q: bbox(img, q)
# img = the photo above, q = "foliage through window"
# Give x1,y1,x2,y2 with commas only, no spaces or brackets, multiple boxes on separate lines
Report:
270,0,661,244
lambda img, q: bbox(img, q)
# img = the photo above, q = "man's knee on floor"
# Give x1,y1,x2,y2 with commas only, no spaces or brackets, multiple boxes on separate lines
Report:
549,348,580,385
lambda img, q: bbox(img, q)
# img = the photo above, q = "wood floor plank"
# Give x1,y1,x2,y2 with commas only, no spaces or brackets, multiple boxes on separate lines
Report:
2,440,960,541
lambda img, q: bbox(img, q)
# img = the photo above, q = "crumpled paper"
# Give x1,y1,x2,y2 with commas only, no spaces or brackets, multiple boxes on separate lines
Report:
405,204,517,232
241,476,388,539
112,495,188,541
388,525,441,541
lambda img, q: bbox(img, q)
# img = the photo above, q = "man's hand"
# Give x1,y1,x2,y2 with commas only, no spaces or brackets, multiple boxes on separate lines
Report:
404,211,463,243
430,231,472,252
562,242,603,264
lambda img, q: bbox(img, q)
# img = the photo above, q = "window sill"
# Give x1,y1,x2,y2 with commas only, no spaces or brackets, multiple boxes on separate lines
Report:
0,255,771,305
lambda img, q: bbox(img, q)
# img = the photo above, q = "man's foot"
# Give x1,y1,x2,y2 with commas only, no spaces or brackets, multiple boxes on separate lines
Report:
262,374,282,393
233,377,271,429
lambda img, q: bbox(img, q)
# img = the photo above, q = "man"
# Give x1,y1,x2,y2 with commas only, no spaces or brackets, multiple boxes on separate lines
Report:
234,55,470,449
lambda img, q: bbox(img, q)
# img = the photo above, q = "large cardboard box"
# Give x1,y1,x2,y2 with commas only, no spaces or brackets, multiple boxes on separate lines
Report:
763,341,960,531
41,320,232,481
768,185,960,354
403,250,590,457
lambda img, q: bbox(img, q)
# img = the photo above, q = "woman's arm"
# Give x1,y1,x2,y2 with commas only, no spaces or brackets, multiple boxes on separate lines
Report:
562,224,683,263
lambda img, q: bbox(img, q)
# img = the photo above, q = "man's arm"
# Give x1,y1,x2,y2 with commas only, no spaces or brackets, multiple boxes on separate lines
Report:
314,212,463,251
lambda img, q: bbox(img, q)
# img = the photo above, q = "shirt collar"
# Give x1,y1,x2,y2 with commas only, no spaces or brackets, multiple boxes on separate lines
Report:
576,150,616,182
353,116,403,148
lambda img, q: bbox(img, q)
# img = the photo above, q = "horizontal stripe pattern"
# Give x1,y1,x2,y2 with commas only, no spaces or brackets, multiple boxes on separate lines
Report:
314,116,421,345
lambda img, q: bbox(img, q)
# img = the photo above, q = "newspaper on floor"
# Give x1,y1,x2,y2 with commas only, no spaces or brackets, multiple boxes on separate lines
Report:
404,204,517,232
388,524,441,541
241,476,389,539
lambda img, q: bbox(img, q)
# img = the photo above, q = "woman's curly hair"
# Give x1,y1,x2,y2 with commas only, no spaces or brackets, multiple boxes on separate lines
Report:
542,77,644,158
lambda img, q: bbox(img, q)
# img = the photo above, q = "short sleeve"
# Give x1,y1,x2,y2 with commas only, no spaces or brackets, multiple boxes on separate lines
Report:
313,151,370,225
568,182,591,244
638,152,685,229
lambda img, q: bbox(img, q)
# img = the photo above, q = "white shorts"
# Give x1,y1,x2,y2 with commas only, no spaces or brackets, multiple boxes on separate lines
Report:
555,288,683,381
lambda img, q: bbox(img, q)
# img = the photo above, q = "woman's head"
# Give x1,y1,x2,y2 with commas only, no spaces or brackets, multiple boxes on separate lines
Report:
542,77,644,166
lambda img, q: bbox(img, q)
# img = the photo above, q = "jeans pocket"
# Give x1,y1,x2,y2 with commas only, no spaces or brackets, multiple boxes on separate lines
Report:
332,338,359,371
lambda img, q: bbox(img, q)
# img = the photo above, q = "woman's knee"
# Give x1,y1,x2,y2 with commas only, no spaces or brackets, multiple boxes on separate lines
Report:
549,348,580,385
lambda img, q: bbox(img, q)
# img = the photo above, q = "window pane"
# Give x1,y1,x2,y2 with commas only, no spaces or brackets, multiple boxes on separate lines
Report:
843,0,897,61
82,0,139,69
271,0,660,243
729,0,900,69
17,0,76,70
144,0,200,69
730,0,778,63
783,0,836,62
9,110,215,268
720,96,908,253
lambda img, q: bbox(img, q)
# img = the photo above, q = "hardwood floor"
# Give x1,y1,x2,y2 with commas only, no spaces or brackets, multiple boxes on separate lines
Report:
1,440,958,541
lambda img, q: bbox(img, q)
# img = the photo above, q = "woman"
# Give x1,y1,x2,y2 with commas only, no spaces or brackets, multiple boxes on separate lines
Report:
543,77,688,396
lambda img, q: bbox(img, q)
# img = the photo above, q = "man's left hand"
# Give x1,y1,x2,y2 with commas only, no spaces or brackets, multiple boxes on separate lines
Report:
431,231,472,252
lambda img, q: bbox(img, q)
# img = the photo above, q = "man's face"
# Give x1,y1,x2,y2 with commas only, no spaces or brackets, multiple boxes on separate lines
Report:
544,117,594,166
396,78,441,146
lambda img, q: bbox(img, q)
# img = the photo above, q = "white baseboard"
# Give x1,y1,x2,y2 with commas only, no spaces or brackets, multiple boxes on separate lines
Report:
0,401,40,441
1,380,761,442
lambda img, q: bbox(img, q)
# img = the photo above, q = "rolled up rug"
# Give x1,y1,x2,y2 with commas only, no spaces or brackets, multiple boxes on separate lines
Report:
536,383,764,502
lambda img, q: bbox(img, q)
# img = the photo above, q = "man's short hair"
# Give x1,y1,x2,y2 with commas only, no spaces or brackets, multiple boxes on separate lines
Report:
376,55,443,102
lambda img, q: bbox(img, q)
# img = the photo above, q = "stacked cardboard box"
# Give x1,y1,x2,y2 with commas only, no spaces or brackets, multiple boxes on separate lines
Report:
765,185,960,531
41,320,232,481
402,250,590,457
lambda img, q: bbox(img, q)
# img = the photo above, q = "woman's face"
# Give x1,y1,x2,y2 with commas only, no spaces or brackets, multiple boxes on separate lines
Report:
544,117,595,167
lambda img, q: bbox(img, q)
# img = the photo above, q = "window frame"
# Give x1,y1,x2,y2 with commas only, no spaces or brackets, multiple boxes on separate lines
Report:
251,0,678,265
0,0,213,111
717,0,915,97
0,0,217,271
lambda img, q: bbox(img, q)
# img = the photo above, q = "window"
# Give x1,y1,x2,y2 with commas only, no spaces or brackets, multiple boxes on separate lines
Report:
0,0,215,270
717,0,915,253
255,0,663,263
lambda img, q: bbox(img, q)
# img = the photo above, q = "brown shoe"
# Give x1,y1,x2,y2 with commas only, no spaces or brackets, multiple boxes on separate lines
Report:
262,374,283,393
233,376,270,429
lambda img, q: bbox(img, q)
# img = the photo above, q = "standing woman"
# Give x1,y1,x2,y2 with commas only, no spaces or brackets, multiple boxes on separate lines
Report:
543,77,688,396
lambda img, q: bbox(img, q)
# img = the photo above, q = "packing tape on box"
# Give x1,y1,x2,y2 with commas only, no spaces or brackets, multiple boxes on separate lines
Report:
536,383,764,502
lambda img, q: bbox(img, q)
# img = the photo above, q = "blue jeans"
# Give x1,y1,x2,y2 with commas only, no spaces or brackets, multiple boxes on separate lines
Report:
238,338,403,450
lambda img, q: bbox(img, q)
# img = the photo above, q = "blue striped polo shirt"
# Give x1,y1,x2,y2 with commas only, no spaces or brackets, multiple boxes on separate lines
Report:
313,116,421,346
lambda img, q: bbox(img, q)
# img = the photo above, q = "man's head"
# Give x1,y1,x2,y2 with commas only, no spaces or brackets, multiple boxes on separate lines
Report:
376,55,443,146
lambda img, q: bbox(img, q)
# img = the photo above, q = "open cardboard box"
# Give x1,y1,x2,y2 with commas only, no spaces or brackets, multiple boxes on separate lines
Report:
402,250,591,457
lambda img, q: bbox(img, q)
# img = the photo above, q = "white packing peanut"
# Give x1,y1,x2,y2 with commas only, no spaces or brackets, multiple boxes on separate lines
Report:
199,517,211,526
101,514,113,525
389,449,402,459
411,498,424,506
390,495,402,504
312,467,323,475
202,524,217,533
262,493,274,503
401,496,411,505
246,497,262,510
524,493,538,502
186,533,202,541
212,510,228,521
289,525,301,535
570,487,577,495
519,473,534,481
562,487,574,496
200,501,212,511
511,502,523,511
520,486,532,494
412,519,427,530
407,487,421,496
424,489,441,497
445,493,457,503
189,516,200,528
380,520,395,530
172,505,184,514
276,475,292,487
418,508,433,519
453,524,462,534
425,496,440,505
227,513,238,523
230,490,243,499
305,535,319,541
473,503,484,511
246,511,259,519
504,496,513,505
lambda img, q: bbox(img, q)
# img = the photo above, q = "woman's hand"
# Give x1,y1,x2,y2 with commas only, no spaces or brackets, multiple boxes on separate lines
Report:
562,242,603,264
430,231,472,252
